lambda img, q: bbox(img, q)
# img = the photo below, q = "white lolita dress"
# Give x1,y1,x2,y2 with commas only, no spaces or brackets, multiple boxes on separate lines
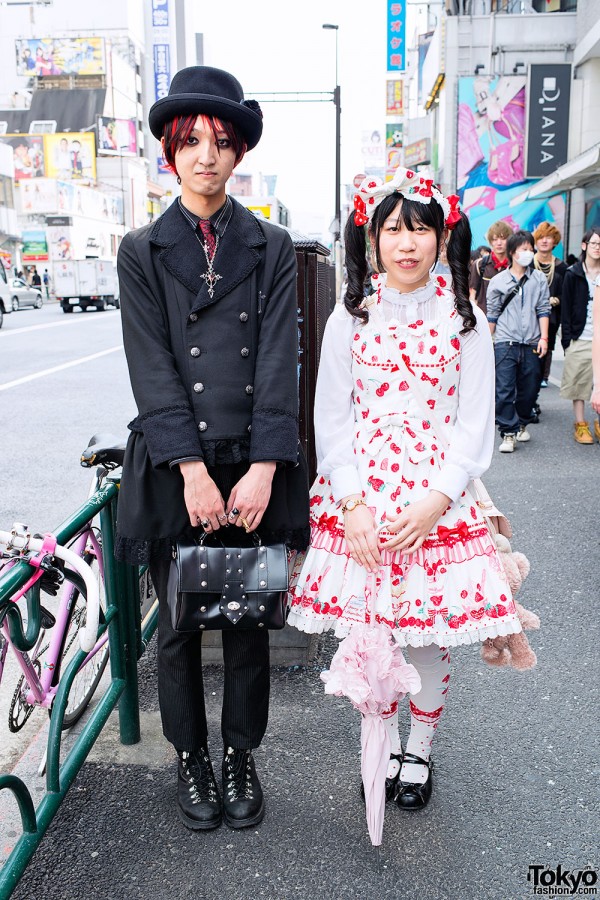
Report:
288,274,522,647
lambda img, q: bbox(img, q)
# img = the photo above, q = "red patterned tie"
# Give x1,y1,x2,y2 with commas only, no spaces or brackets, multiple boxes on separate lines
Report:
198,218,216,256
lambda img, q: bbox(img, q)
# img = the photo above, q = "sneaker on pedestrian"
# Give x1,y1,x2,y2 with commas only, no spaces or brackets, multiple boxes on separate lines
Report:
540,379,548,388
516,426,531,442
573,421,594,444
594,420,600,443
499,433,517,453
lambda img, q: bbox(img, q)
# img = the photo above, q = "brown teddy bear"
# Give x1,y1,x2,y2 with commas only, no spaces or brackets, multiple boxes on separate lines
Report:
480,534,540,671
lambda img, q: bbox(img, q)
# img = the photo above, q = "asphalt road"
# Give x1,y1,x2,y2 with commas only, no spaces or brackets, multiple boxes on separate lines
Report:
0,300,134,773
1,303,598,900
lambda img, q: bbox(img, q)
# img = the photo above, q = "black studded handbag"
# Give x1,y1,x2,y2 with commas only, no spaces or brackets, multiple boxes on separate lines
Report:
167,532,290,632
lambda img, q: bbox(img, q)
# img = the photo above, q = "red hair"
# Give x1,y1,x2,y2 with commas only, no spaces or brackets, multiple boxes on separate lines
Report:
162,114,247,175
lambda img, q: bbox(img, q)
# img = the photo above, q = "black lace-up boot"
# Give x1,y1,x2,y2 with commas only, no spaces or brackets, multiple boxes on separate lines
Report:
176,747,222,830
222,747,264,828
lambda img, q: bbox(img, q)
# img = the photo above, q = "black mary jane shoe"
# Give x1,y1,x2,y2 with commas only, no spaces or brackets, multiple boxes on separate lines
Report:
360,751,404,803
177,748,222,830
222,747,265,829
395,753,434,811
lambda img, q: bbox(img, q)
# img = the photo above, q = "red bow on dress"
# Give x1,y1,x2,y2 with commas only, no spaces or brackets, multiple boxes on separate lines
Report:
437,520,470,542
318,513,339,530
445,195,461,230
353,194,369,226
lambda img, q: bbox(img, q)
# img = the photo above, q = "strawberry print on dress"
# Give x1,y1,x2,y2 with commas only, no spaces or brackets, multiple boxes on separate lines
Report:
288,276,522,648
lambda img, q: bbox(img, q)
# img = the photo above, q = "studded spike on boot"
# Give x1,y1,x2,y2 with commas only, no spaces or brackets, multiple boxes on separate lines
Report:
177,747,222,830
222,747,264,829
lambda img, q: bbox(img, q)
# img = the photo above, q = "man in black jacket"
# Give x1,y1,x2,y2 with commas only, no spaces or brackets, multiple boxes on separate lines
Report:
116,66,309,832
560,228,600,444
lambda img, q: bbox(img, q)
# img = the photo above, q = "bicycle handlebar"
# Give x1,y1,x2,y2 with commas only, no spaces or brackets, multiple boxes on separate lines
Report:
0,530,100,652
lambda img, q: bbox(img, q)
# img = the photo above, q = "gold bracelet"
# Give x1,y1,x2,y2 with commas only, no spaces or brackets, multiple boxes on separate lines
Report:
341,498,366,514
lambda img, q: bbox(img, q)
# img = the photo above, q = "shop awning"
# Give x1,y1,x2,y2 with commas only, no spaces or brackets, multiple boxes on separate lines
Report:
510,143,600,206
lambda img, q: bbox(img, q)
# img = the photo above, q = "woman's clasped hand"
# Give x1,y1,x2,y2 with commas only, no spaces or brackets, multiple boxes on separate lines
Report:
342,491,449,571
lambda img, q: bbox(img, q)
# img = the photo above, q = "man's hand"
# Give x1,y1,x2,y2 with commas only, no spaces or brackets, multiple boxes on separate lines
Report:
226,462,276,532
179,460,226,530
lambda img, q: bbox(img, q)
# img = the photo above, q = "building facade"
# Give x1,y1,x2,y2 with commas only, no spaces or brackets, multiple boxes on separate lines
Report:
402,0,599,254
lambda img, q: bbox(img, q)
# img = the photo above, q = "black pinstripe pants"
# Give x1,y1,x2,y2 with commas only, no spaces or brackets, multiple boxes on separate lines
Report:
150,558,270,752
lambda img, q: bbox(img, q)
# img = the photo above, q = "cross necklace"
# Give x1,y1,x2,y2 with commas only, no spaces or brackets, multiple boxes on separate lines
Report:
178,197,230,299
198,228,221,298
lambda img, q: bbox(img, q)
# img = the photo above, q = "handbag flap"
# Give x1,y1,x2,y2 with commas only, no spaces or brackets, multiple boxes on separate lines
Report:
176,541,289,594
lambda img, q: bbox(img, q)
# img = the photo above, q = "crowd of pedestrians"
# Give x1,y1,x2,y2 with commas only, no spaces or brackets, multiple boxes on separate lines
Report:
468,218,600,451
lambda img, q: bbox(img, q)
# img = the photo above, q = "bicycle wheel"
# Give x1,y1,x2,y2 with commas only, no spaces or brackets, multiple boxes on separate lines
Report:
54,550,109,729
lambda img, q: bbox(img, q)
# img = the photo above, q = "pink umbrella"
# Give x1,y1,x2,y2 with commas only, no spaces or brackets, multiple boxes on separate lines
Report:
320,618,421,846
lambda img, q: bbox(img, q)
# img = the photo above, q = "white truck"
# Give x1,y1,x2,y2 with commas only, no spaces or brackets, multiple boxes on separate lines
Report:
54,259,120,313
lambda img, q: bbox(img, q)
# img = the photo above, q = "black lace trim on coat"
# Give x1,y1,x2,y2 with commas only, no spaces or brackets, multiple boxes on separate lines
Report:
114,525,309,565
200,437,251,467
253,407,298,421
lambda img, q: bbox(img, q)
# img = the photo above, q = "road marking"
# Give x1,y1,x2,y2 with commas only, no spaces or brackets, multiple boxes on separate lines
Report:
0,311,118,338
0,346,123,392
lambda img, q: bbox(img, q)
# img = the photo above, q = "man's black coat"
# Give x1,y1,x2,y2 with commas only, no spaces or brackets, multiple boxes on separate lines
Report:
115,198,309,563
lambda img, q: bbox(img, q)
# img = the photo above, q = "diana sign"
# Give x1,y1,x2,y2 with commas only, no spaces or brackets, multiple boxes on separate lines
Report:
526,64,571,179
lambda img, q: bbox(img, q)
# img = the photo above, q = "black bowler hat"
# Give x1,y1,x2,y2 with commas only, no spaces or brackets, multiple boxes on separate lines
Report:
148,65,263,149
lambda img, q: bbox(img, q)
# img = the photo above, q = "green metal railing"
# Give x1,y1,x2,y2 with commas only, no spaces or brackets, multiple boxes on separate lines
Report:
0,476,158,899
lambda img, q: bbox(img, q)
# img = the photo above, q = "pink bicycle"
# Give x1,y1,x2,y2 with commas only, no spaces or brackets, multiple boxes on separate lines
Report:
0,435,154,733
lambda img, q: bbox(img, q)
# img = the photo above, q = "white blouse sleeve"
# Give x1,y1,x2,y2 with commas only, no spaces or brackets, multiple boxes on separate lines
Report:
428,304,495,501
314,304,363,502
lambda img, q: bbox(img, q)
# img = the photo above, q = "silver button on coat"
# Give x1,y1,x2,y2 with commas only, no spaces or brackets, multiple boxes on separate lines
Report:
194,382,204,393
239,312,248,322
240,347,249,357
189,313,198,323
190,347,200,357
245,385,253,395
198,421,208,432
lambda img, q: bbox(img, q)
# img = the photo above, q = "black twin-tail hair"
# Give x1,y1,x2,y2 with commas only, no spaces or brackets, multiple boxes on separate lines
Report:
343,192,476,334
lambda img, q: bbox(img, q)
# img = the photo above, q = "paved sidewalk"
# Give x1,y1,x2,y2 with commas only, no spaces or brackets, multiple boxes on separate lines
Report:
5,383,599,900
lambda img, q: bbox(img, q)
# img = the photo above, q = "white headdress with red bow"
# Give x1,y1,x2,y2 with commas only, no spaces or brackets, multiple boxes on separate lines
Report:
353,167,461,231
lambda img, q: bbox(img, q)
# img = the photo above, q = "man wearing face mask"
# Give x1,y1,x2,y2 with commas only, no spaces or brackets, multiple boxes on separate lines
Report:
486,230,551,453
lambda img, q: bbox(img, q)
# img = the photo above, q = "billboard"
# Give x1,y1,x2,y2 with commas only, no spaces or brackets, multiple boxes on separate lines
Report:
97,116,137,156
404,138,431,168
526,64,571,179
387,0,406,72
22,228,49,262
152,0,169,27
15,37,105,77
43,133,96,181
360,129,385,177
457,75,566,247
17,178,58,213
386,80,404,116
3,135,44,180
386,123,403,180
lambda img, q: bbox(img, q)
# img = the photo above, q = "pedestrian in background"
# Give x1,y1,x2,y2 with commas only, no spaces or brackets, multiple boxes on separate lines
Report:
42,268,51,299
469,220,512,314
469,244,491,263
116,65,309,833
532,222,567,388
591,282,600,415
487,230,550,453
560,228,600,444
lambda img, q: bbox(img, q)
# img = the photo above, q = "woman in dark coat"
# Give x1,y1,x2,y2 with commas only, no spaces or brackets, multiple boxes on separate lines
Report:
115,66,309,832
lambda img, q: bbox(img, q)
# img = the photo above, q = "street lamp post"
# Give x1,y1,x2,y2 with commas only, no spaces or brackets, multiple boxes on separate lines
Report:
322,23,341,252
